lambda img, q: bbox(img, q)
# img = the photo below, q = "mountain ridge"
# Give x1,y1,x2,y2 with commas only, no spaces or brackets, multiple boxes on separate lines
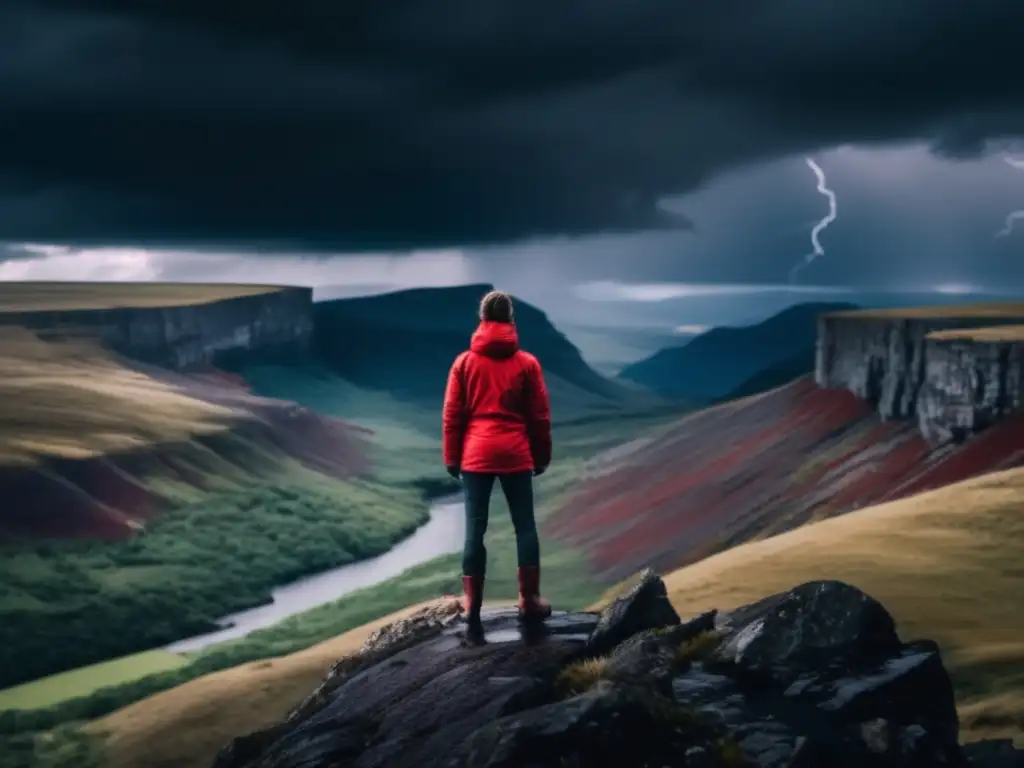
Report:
312,283,640,408
619,301,859,401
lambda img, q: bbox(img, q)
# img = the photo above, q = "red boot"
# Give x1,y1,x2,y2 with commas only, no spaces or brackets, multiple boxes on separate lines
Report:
517,566,552,620
461,574,484,622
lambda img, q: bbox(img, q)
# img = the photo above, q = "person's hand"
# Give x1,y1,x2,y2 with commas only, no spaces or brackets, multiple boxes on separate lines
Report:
446,465,461,479
533,465,548,477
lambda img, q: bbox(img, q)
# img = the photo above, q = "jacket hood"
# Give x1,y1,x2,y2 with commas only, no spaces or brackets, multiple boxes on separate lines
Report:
470,321,519,359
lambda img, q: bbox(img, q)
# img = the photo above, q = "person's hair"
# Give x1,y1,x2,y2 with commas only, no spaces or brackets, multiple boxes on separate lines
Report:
479,290,514,323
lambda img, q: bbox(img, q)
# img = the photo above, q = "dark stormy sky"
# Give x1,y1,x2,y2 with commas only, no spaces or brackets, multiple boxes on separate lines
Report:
2,0,1024,341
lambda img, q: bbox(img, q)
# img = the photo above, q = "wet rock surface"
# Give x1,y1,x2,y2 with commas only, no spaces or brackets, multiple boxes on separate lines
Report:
214,577,1011,768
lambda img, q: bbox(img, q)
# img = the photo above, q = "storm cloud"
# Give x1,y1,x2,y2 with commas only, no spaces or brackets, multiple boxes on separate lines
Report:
1,0,1023,249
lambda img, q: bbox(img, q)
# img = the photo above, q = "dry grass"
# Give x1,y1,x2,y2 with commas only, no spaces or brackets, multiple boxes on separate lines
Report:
86,602,437,768
674,630,721,667
554,657,610,698
0,328,238,467
654,466,1024,745
928,325,1024,342
823,302,1024,320
0,282,283,313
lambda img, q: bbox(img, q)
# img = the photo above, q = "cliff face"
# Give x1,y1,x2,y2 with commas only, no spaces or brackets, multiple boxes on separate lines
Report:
0,287,313,368
815,313,1024,419
918,334,1024,444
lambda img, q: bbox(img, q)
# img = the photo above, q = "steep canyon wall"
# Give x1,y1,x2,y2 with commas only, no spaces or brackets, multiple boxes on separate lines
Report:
815,310,1024,443
0,286,313,368
918,331,1024,444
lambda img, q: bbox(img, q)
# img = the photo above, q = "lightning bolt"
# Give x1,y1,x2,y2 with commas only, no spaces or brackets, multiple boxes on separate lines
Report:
790,157,837,282
996,154,1024,239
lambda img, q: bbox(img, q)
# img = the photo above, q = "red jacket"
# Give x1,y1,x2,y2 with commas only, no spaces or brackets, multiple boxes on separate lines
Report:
442,321,552,474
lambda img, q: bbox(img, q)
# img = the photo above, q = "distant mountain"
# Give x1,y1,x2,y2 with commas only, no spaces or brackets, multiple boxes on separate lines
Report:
618,302,858,402
312,284,640,412
721,349,816,402
555,323,690,377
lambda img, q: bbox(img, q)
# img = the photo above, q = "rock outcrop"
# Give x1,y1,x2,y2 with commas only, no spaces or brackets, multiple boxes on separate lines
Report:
212,571,1020,768
917,330,1024,444
0,287,313,369
815,309,1024,443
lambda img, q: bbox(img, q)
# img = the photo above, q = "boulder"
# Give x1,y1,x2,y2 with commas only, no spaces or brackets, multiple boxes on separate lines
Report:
585,567,681,656
709,580,901,686
214,577,993,768
674,581,964,767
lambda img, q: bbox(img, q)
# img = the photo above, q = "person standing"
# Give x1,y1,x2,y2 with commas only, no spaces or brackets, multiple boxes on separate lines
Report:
442,290,553,624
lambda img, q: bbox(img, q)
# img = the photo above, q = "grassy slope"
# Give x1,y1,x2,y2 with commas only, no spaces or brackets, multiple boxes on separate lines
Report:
239,362,448,486
0,327,235,468
0,282,282,312
0,332,423,690
645,466,1024,745
546,376,1024,583
0,652,188,711
48,464,1022,768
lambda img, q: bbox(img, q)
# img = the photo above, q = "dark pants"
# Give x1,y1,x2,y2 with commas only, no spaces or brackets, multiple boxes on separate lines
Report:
461,471,540,576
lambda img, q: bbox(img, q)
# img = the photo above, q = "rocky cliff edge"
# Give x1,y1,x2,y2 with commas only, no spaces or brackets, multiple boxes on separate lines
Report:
0,286,314,369
815,307,1024,445
918,326,1024,445
212,571,1022,768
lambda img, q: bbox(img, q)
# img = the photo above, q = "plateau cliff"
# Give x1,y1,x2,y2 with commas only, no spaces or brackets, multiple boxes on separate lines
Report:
918,327,1024,444
814,305,1024,442
0,286,313,369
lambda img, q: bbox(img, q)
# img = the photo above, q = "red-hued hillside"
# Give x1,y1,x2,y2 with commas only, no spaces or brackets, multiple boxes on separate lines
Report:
545,376,1024,582
0,331,370,541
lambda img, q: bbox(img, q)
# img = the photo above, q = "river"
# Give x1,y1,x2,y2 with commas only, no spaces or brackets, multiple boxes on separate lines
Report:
166,496,465,653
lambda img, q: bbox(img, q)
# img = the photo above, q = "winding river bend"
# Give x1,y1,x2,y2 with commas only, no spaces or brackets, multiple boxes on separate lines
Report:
166,496,465,653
